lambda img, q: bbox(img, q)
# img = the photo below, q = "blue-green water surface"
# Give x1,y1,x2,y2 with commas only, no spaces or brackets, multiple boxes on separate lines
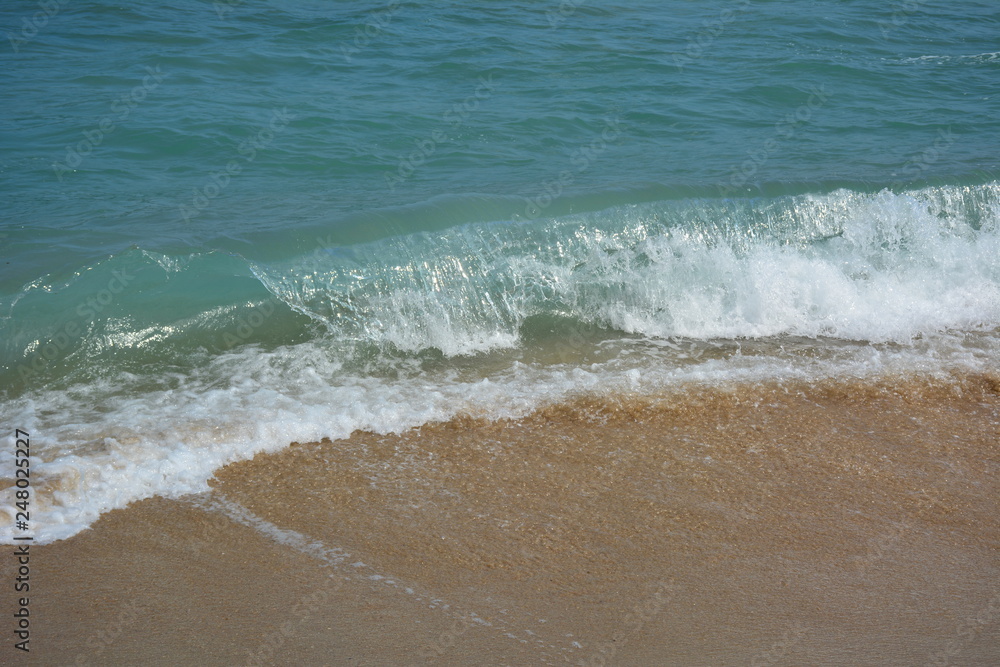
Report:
1,1,999,541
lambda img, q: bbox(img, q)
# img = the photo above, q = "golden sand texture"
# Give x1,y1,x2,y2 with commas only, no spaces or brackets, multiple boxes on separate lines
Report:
13,375,1000,665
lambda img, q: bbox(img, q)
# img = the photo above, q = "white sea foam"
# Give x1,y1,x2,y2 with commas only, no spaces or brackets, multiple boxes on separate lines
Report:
1,329,997,544
899,52,1000,64
260,184,1000,351
2,184,1000,544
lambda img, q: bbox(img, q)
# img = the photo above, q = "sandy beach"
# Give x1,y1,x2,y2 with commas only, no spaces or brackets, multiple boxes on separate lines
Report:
12,375,1000,666
5,3,1000,666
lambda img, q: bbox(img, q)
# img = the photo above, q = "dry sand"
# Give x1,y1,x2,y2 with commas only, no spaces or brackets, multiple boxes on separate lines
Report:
7,376,1000,665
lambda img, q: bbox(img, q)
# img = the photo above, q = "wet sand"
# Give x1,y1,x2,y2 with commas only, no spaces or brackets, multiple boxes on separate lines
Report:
12,375,1000,665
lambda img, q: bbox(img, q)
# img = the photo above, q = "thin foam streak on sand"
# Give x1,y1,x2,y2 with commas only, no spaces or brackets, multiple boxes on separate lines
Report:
17,374,1000,665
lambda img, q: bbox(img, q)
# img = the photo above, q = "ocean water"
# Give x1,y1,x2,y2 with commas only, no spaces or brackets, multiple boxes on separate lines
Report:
1,1,999,543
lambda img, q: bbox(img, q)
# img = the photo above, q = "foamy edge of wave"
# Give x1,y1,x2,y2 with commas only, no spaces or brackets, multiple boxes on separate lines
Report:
1,332,998,545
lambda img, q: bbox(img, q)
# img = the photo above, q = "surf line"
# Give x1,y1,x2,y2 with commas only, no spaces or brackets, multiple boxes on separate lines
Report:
185,492,576,662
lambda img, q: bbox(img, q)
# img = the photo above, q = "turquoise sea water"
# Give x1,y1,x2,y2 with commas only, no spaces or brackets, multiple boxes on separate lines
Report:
2,1,999,542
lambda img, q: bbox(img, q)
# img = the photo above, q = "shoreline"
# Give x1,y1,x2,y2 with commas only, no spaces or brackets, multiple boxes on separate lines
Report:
8,375,1000,665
